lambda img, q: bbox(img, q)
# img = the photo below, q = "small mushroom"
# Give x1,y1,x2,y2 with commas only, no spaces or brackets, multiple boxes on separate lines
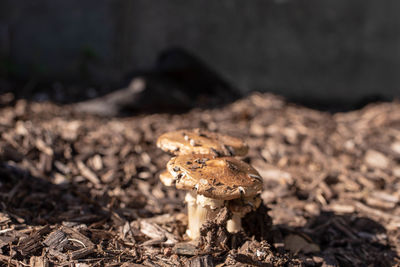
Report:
226,195,262,233
167,154,263,239
159,170,175,187
157,128,248,156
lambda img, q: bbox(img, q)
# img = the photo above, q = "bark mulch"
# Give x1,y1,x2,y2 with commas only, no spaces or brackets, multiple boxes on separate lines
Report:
0,93,399,266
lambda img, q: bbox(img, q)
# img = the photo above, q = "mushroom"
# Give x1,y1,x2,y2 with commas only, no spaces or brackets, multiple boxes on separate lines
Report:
167,154,263,239
157,128,248,156
159,170,175,187
226,195,262,233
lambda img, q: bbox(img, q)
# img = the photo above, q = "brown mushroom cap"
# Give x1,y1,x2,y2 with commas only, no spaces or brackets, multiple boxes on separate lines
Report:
159,170,175,186
157,128,248,156
167,154,263,200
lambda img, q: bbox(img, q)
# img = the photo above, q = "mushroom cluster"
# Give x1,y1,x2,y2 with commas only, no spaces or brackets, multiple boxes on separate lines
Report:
157,129,263,240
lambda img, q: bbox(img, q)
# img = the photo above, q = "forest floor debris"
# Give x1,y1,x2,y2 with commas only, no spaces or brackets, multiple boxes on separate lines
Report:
0,93,399,266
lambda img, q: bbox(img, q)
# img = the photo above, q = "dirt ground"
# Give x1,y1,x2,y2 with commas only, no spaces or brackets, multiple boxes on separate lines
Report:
0,92,399,266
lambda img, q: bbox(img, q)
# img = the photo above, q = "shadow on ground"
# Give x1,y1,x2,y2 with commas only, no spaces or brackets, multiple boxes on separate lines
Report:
276,213,396,266
0,47,242,116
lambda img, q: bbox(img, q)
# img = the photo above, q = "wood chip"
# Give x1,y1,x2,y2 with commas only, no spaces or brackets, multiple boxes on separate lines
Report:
35,138,54,156
16,225,51,256
76,160,101,185
29,256,49,267
326,203,355,214
364,150,389,169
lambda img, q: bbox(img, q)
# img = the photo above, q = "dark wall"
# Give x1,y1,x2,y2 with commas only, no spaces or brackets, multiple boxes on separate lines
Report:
0,0,399,103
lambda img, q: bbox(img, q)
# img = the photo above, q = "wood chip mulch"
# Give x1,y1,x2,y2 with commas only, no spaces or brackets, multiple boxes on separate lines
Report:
0,93,399,266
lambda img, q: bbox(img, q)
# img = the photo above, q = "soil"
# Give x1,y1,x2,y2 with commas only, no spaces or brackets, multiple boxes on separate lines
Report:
0,92,399,266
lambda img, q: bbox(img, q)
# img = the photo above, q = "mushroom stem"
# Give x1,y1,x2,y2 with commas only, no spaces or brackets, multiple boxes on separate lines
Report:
185,193,224,239
190,204,209,239
226,213,242,233
184,191,198,239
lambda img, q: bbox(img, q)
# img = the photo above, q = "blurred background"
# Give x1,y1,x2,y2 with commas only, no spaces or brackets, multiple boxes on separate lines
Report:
0,0,399,111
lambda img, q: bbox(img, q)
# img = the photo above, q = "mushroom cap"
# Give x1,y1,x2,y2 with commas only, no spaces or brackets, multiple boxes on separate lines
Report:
167,154,263,200
159,170,175,187
157,128,248,156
